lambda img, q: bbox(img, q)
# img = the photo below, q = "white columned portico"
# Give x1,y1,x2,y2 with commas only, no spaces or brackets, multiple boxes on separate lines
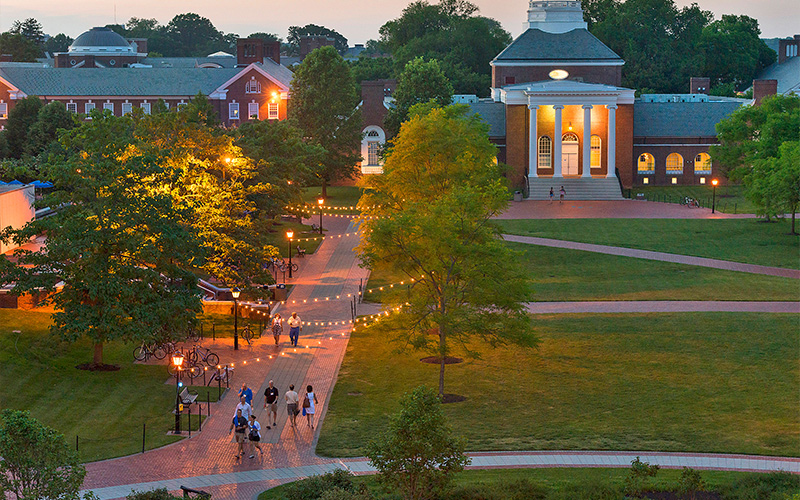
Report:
606,105,617,179
581,104,592,178
553,105,564,178
528,105,538,178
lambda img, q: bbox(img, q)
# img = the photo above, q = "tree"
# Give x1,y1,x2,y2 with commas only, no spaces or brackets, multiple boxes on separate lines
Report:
350,56,395,85
165,13,224,56
0,32,40,62
698,15,776,89
10,18,45,46
746,141,800,233
26,101,76,157
42,33,73,54
384,57,453,137
3,95,43,158
247,32,281,42
358,106,536,397
291,46,362,197
287,24,348,54
0,112,203,366
0,410,86,500
366,386,470,500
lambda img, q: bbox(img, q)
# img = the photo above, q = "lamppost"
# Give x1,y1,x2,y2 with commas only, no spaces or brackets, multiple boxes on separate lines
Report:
317,197,324,234
711,178,719,214
172,352,184,434
286,230,294,279
232,287,240,351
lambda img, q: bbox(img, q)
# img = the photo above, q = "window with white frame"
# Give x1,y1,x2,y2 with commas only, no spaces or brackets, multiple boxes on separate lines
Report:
229,102,240,120
141,102,151,114
85,102,95,114
248,102,259,119
122,102,133,115
538,136,552,169
178,101,187,110
66,102,78,114
694,152,711,174
0,102,8,119
666,153,683,174
590,135,602,168
245,78,261,94
367,141,380,166
163,101,170,109
103,102,114,113
268,102,279,120
637,153,655,173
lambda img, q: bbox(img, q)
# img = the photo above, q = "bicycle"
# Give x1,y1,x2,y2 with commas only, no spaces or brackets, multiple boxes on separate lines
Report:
207,365,233,386
185,327,201,342
188,344,220,367
684,197,700,208
241,324,260,346
133,342,166,361
276,259,298,274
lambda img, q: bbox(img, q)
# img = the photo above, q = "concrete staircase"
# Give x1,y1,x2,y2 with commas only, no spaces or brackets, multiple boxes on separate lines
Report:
527,177,623,200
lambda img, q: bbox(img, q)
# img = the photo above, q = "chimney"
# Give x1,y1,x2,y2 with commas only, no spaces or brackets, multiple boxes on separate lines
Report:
753,79,778,105
690,77,710,94
0,54,12,62
777,35,800,64
237,38,281,66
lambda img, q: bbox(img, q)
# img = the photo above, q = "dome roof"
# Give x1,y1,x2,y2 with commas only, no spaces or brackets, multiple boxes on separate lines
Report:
70,27,131,49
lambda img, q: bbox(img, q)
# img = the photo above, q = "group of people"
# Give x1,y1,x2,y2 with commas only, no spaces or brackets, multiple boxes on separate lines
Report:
228,381,319,459
266,312,303,347
549,186,567,203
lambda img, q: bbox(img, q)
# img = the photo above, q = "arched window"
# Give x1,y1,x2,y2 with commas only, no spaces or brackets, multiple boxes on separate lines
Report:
562,132,579,143
590,135,601,168
367,130,380,138
245,78,261,94
361,126,386,173
638,153,655,173
666,153,683,174
538,136,552,168
694,152,712,174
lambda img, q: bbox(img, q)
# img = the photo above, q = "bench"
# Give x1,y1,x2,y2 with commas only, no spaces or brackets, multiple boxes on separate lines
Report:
179,387,198,406
310,223,319,232
296,247,306,257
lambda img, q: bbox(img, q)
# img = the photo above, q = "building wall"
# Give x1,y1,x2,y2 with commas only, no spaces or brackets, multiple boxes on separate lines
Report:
54,53,140,68
215,68,289,126
493,64,622,88
632,138,718,186
505,104,528,187
360,79,395,128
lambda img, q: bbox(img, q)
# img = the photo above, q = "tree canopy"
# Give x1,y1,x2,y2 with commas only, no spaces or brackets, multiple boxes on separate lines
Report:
384,57,454,137
287,24,348,55
0,32,40,62
108,14,234,57
698,15,776,89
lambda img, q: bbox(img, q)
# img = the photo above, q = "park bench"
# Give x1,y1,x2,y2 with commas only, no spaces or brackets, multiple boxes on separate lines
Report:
296,247,306,257
179,387,198,407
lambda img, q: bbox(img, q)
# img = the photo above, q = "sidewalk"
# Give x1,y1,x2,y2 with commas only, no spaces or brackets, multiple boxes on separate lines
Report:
497,200,757,219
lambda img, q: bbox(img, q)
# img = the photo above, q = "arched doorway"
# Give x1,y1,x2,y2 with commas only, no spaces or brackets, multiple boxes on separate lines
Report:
562,132,579,176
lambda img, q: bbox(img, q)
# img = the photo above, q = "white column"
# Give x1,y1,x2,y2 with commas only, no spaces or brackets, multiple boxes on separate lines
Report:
582,104,592,178
528,105,538,178
553,105,564,178
606,105,617,179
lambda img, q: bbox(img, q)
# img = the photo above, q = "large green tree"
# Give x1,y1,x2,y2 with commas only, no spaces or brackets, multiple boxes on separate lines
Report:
26,101,76,157
165,13,226,56
358,105,536,397
291,46,362,197
287,24,348,55
10,18,45,46
698,15,776,89
3,95,43,159
0,32,40,62
42,33,73,54
384,57,454,137
0,112,202,366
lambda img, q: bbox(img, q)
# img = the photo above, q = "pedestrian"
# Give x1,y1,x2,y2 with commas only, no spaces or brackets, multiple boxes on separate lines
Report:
247,414,264,459
271,313,283,345
263,379,279,428
235,395,252,421
238,383,253,406
302,385,319,429
287,312,302,347
549,187,554,203
228,409,248,459
285,384,300,428
559,186,566,203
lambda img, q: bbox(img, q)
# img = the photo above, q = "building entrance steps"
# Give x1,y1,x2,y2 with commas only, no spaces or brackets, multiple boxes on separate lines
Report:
527,177,623,200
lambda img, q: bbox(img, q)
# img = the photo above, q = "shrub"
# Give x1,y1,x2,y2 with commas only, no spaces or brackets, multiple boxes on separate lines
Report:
126,489,189,500
719,471,800,500
624,457,660,497
284,469,356,500
677,467,706,500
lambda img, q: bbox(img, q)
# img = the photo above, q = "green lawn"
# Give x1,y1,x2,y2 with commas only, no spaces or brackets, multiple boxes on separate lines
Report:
364,243,799,303
0,310,214,462
317,313,799,458
259,468,798,500
302,186,363,212
496,218,800,270
625,183,755,214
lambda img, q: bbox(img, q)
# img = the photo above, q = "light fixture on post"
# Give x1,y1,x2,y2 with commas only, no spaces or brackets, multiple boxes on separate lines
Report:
317,197,324,234
232,287,241,351
286,230,294,279
172,352,185,434
711,178,719,214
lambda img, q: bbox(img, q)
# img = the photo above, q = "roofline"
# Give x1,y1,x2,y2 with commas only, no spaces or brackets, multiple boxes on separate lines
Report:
0,74,20,93
209,62,291,98
491,60,624,66
34,95,202,100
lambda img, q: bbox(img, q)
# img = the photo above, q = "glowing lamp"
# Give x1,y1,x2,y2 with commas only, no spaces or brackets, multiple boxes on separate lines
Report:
549,69,569,80
711,179,719,186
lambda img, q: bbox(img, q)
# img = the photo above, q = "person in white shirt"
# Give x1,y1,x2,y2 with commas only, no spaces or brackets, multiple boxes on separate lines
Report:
234,395,252,421
287,312,302,347
285,384,300,428
248,414,264,459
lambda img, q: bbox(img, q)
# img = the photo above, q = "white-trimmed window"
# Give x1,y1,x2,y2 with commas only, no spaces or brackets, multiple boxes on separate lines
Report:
245,78,261,94
694,152,712,174
229,102,240,120
248,102,259,120
122,102,133,115
637,153,655,173
163,101,170,110
0,102,8,119
367,141,380,166
141,102,151,114
590,135,602,168
268,102,279,120
66,102,78,114
538,136,552,168
85,102,95,115
666,153,683,174
103,102,114,114
178,101,188,110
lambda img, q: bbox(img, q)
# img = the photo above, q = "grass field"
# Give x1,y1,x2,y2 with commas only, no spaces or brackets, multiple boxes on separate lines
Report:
0,309,213,462
316,313,799,458
624,184,754,214
496,218,800,270
302,186,363,212
363,243,800,303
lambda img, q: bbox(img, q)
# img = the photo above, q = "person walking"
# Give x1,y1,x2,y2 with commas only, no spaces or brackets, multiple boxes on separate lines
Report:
559,186,566,203
549,187,554,203
271,314,283,345
228,408,248,459
287,312,302,347
238,383,253,406
247,414,264,459
302,385,319,429
285,384,300,428
235,395,252,421
263,379,279,428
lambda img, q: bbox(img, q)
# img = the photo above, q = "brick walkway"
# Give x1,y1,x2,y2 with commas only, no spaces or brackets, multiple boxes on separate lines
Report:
502,234,800,279
497,199,757,219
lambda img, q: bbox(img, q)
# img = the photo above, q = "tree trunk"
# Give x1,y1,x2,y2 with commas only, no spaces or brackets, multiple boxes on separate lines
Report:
438,328,445,398
93,342,103,366
321,179,328,198
792,209,796,235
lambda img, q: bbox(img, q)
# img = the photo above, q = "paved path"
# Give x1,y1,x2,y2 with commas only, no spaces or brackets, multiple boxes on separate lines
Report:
497,200,757,219
502,234,800,279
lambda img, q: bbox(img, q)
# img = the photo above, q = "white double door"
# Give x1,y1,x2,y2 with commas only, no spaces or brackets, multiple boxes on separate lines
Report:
561,142,579,176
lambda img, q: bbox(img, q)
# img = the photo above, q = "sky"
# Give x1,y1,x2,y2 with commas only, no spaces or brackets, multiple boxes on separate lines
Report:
0,0,796,44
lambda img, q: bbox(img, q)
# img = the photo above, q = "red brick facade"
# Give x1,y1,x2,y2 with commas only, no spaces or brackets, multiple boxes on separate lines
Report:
493,64,622,88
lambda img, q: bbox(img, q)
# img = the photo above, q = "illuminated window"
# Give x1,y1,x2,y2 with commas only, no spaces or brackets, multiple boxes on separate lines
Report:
268,102,279,120
694,152,712,174
248,102,259,119
367,142,380,166
590,135,601,168
245,78,261,94
700,177,706,184
0,102,7,119
642,177,650,184
229,102,240,120
637,153,655,173
538,136,552,168
122,102,133,115
666,153,683,174
671,177,678,184
66,102,78,114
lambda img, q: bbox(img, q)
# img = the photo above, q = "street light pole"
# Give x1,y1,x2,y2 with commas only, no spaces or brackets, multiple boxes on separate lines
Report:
286,230,294,279
317,197,324,234
232,287,240,350
172,352,184,434
711,178,719,214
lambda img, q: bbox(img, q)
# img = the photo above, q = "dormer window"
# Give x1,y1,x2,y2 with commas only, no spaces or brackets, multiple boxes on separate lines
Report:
246,78,261,94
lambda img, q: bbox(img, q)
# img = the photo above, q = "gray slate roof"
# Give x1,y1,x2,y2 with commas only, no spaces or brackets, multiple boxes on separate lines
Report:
494,28,622,63
756,57,800,95
142,57,239,69
633,100,747,137
468,100,505,138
